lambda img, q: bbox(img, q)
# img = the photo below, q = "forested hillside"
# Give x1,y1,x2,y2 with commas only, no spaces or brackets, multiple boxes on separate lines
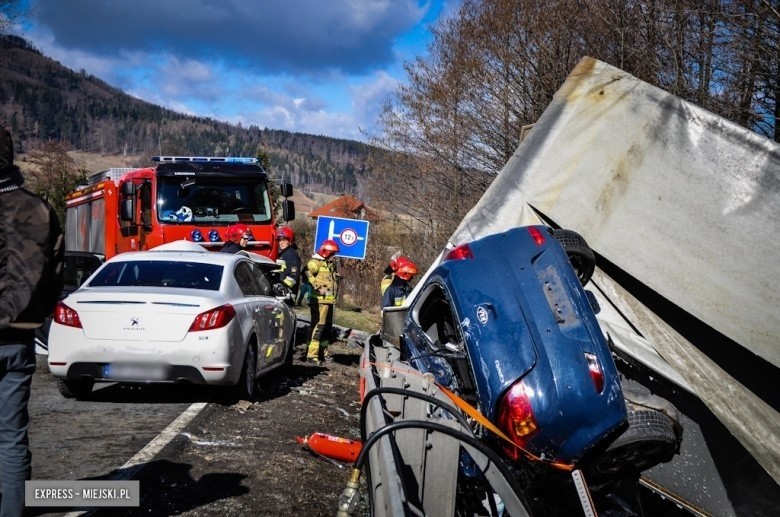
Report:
0,35,371,194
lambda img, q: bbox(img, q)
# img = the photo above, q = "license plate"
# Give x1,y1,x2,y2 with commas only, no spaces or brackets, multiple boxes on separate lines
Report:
102,363,168,381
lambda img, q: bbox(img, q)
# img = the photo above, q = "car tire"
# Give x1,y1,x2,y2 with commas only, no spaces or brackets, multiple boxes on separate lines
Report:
57,378,94,399
237,343,258,401
593,408,679,478
552,229,596,286
283,330,295,368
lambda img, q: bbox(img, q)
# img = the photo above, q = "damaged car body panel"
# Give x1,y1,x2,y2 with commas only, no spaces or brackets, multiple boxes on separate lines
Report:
405,226,627,464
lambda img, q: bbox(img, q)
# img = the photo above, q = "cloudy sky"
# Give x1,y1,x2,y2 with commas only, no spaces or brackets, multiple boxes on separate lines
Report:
12,0,454,142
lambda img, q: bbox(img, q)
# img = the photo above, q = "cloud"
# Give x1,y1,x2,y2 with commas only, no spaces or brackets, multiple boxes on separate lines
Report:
351,71,400,133
16,0,442,142
32,0,430,76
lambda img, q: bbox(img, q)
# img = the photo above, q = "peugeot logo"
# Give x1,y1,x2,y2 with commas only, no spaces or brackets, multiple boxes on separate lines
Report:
130,317,139,326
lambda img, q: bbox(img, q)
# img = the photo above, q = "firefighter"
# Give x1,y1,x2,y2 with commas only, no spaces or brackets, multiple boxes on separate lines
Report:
379,255,398,296
381,259,418,308
380,255,411,296
275,226,301,304
305,239,340,364
220,224,251,253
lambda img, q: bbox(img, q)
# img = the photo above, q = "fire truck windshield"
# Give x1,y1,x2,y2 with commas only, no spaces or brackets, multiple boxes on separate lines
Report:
157,178,272,223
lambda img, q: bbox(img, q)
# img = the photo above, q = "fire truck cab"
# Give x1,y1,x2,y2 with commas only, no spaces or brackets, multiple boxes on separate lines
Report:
65,156,294,261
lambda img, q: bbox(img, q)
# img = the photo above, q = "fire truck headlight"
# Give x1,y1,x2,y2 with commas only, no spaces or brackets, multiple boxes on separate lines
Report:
191,229,204,242
209,229,221,242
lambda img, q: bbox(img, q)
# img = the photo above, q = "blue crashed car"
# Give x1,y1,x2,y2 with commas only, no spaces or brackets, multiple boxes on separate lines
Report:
401,226,680,506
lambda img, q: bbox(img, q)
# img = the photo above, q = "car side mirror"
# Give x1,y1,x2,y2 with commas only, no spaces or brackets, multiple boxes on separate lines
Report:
272,283,290,299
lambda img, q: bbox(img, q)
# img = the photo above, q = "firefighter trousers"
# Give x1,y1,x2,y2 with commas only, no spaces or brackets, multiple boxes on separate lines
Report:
307,300,333,362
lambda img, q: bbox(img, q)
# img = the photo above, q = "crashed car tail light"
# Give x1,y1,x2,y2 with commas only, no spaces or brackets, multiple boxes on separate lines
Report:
444,243,474,261
54,302,83,329
527,226,546,246
584,353,604,393
497,380,540,460
189,304,236,331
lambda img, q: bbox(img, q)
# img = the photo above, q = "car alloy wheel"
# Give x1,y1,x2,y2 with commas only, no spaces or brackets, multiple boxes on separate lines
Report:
238,342,258,401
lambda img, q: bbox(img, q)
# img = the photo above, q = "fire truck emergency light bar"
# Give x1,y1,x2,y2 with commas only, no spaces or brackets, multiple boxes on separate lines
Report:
152,156,258,163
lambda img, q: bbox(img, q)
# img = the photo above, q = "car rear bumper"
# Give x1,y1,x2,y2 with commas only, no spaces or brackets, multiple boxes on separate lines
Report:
47,324,241,386
57,362,221,385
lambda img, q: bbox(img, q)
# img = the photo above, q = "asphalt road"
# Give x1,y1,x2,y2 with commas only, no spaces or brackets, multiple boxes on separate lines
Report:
28,354,209,487
23,341,778,517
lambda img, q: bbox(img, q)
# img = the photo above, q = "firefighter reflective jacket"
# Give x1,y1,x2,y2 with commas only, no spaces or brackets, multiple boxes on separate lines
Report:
306,254,337,304
379,274,393,296
381,277,412,308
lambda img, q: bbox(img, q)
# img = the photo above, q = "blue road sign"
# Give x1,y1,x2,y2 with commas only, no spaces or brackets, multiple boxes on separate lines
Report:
314,216,369,260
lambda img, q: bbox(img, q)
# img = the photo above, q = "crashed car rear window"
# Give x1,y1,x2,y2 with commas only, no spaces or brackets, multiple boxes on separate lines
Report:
88,261,223,291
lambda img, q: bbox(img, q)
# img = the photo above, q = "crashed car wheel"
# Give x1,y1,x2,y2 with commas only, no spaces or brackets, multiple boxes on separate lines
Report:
593,408,678,478
57,378,94,399
552,229,596,286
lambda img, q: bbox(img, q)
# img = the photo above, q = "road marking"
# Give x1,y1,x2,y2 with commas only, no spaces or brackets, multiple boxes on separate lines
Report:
64,401,208,516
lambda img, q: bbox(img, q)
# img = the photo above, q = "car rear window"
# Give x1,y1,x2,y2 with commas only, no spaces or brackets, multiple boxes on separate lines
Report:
88,260,223,291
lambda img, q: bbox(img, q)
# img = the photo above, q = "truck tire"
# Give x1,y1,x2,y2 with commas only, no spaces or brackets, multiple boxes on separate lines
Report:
57,378,94,399
594,408,678,478
552,229,596,286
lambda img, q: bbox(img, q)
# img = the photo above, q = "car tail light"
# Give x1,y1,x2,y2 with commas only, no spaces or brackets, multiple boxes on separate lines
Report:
527,226,546,246
497,380,540,460
444,243,474,261
189,304,236,331
54,302,82,329
584,352,604,393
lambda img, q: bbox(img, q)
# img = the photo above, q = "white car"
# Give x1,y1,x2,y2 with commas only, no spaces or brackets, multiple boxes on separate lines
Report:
47,241,297,400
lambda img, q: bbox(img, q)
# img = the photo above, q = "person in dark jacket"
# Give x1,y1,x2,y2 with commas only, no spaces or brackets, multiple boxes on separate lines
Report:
275,226,301,304
220,223,250,253
0,126,64,517
381,259,418,308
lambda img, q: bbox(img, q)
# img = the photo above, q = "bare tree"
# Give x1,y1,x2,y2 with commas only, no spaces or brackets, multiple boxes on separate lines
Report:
0,0,28,33
367,0,777,281
25,141,85,225
720,0,779,140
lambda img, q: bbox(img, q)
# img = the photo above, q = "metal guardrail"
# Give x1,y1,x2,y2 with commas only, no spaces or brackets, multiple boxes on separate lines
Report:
356,336,531,517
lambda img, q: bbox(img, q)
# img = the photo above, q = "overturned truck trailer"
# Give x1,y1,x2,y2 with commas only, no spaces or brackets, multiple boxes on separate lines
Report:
418,57,777,515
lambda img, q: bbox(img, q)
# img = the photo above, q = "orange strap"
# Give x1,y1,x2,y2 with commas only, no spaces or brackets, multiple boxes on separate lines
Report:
366,360,575,472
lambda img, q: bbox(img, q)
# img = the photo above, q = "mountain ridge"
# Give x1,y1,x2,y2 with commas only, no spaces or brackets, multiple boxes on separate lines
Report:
0,34,374,195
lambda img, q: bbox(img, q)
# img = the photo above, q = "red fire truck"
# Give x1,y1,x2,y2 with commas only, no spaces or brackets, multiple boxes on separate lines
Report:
64,156,295,260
